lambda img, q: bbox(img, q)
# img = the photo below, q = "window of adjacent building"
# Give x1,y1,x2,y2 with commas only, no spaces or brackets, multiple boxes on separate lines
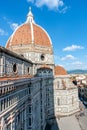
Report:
4,98,6,109
18,114,20,122
1,100,4,111
44,70,46,73
29,106,32,113
28,83,31,94
40,93,42,98
29,87,31,94
27,67,29,74
13,63,17,73
29,118,31,126
0,89,2,95
41,108,42,113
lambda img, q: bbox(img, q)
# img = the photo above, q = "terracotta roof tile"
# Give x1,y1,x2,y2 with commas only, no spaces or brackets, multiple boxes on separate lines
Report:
6,23,51,48
54,65,67,76
33,24,51,47
0,75,33,82
39,64,51,69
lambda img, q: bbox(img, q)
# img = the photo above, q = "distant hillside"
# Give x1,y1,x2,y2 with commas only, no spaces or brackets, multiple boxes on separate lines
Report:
67,69,87,74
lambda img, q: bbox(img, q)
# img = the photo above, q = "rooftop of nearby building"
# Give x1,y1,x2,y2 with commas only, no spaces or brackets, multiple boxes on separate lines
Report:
54,65,67,76
0,75,33,82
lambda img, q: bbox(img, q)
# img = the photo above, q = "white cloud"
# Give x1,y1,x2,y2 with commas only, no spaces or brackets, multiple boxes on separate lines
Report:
0,28,8,36
58,64,64,67
36,0,64,9
3,17,19,31
3,17,10,25
27,0,34,3
72,61,83,66
63,61,85,70
10,23,19,31
59,6,68,13
27,0,67,11
0,28,5,35
61,54,76,61
63,44,84,51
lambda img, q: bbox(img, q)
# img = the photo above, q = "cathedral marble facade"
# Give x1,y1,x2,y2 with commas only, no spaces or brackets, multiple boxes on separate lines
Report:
0,8,79,130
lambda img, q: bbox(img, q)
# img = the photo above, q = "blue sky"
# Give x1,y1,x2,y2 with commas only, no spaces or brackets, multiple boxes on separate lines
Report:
0,0,87,70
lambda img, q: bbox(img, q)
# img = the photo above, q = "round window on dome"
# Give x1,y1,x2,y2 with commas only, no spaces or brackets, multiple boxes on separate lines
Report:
41,54,45,61
13,63,17,73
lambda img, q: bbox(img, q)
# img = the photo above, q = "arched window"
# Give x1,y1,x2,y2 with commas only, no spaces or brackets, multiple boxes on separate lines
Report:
13,63,17,73
0,89,2,95
29,117,31,126
27,67,29,74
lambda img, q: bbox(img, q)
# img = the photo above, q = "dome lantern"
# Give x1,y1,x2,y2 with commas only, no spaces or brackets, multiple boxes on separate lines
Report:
26,7,35,23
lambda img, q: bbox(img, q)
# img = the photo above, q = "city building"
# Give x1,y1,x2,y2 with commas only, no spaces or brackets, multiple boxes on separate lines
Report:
0,8,79,130
74,75,87,105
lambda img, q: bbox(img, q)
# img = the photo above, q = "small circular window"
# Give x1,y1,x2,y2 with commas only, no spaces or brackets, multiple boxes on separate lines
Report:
41,54,45,61
13,63,17,73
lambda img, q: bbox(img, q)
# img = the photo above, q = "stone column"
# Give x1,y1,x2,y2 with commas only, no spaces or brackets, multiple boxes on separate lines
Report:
12,121,15,130
1,117,7,130
0,57,3,76
24,108,27,130
11,122,12,130
0,100,1,112
22,62,24,75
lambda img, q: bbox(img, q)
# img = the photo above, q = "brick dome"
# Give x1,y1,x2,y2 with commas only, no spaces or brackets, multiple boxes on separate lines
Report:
54,65,67,76
6,8,52,48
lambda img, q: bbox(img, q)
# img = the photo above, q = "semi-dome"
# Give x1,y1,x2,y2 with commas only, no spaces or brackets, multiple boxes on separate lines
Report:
54,65,67,76
6,8,52,48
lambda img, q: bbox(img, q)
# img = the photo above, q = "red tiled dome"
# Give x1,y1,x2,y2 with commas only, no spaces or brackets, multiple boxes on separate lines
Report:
6,22,52,48
54,65,67,76
6,8,52,48
6,24,31,47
